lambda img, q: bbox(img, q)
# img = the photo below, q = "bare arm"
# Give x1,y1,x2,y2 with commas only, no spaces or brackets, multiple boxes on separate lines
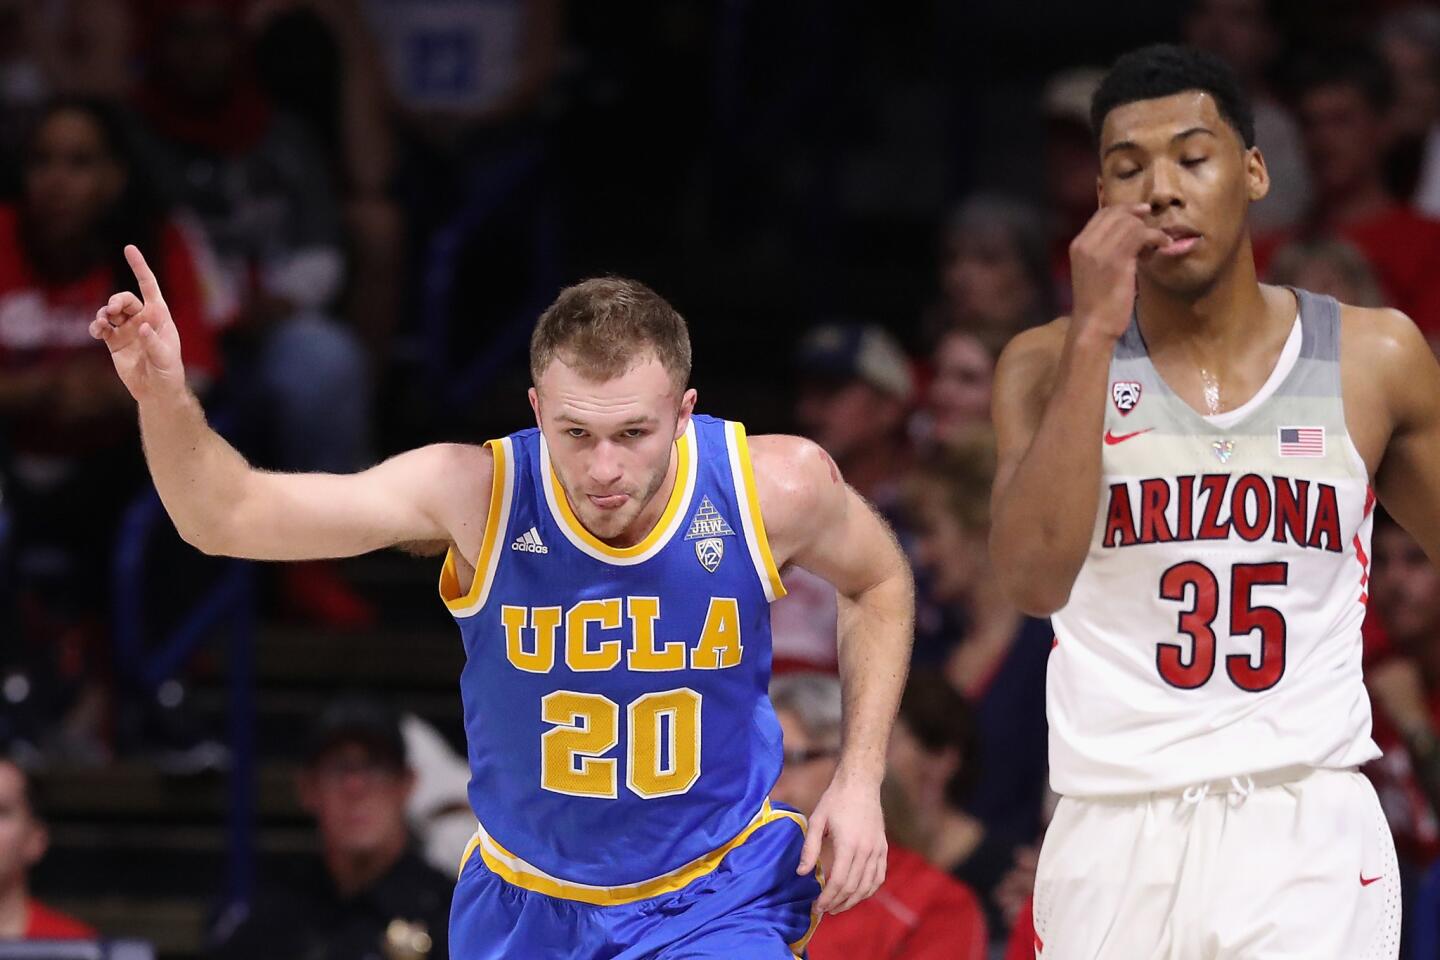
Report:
753,434,914,914
990,204,1170,615
91,246,488,560
1368,309,1440,560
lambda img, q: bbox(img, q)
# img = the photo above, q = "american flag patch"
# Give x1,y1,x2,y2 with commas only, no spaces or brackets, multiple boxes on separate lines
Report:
1278,426,1325,457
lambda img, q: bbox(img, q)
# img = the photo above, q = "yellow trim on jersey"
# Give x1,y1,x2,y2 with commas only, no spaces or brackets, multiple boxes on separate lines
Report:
459,800,807,906
789,904,823,957
457,832,484,878
732,424,787,600
439,439,509,614
546,424,695,559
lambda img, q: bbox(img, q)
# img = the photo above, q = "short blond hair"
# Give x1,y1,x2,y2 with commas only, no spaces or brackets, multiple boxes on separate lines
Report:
530,277,692,388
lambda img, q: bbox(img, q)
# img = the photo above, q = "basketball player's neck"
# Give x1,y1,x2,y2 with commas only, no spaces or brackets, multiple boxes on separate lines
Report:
0,880,28,937
1135,239,1280,364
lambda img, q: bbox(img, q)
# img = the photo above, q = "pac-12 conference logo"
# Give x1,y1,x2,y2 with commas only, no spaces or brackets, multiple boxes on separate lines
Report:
1112,380,1142,416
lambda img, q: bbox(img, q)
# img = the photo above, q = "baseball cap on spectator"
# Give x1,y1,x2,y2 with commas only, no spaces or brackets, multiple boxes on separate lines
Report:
303,697,408,771
796,323,915,404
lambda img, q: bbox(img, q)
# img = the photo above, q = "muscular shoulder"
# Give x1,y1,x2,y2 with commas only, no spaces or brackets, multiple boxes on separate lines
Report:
401,441,494,555
746,433,844,563
431,441,494,511
994,318,1070,396
1340,304,1437,419
1340,303,1429,364
991,317,1072,434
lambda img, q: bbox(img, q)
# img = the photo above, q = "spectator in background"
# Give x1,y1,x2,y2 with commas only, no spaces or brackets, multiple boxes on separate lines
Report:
212,697,452,960
886,672,1016,940
772,322,915,674
246,0,401,362
1365,514,1440,886
1265,236,1385,308
1256,46,1440,335
770,673,987,960
0,758,96,939
361,0,560,378
1183,0,1310,231
362,0,560,151
1376,5,1440,217
0,98,218,758
1039,67,1103,315
133,0,375,628
902,437,1050,934
926,194,1053,349
794,321,915,509
0,0,134,178
397,713,473,877
920,328,996,452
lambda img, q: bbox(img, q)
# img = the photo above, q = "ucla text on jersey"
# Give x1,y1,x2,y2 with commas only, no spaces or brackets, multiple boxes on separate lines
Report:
438,415,794,903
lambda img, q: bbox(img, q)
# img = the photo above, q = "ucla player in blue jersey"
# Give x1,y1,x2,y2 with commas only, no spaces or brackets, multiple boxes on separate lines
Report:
91,254,916,958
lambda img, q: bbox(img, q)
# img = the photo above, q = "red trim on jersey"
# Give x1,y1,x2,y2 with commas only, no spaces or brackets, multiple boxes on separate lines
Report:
1354,485,1377,605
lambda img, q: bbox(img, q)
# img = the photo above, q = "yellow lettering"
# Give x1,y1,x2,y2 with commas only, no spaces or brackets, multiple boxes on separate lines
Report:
627,688,702,798
691,597,743,669
566,598,624,672
625,597,686,671
540,692,619,798
503,605,560,673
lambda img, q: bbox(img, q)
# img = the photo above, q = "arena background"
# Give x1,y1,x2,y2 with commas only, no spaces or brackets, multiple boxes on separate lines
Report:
1,0,1438,957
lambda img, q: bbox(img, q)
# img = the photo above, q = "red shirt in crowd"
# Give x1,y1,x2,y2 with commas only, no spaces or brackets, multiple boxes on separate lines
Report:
807,845,987,960
1361,616,1440,869
1005,898,1037,960
1254,205,1440,337
0,205,219,453
23,899,96,939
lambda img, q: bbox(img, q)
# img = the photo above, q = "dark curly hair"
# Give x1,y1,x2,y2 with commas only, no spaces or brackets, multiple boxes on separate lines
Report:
1091,43,1256,149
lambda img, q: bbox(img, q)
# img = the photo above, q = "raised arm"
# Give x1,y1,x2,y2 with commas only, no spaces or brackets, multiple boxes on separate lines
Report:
990,205,1169,615
752,434,914,915
91,246,488,561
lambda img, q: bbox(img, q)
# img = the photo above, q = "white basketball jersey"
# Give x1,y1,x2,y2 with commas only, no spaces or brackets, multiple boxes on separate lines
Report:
1048,288,1381,796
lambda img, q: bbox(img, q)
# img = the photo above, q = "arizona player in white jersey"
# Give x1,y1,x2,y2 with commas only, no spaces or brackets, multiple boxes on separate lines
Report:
88,264,915,954
992,44,1439,958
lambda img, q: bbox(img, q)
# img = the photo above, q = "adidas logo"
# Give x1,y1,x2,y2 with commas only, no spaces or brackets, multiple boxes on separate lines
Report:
511,526,549,555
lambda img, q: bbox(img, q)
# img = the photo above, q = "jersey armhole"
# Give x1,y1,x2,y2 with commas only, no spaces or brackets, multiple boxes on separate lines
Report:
438,437,514,618
723,422,788,602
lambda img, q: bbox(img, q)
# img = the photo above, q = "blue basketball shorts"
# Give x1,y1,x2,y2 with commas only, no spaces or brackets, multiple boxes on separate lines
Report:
449,804,822,959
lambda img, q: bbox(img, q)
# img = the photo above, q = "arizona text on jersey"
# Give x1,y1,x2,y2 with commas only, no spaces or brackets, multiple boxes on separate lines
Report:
1048,289,1380,795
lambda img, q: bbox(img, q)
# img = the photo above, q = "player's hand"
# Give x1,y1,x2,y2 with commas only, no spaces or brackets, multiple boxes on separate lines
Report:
1069,204,1171,343
88,245,187,404
797,772,887,914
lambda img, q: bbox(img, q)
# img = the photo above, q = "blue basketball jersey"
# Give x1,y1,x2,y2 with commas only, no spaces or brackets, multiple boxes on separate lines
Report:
437,414,791,903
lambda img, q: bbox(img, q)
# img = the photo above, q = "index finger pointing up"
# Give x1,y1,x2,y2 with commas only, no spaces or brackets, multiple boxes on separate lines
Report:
124,245,163,304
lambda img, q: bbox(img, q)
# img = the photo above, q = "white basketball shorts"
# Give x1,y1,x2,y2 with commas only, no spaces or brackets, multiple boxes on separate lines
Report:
1031,766,1401,959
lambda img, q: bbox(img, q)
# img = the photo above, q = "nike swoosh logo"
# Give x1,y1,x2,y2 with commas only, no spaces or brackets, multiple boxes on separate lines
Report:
1104,428,1154,445
1360,874,1382,887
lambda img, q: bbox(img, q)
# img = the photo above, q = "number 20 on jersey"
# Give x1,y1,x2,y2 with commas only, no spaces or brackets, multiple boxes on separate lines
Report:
501,596,743,800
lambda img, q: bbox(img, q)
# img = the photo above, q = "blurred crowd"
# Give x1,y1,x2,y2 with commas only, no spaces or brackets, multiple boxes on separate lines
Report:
1,0,1440,958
